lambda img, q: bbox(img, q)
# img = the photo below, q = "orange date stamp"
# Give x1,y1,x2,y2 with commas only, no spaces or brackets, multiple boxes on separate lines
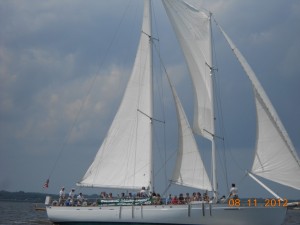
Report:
228,198,288,207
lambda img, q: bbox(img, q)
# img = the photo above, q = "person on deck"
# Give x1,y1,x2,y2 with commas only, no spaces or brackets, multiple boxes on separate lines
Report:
68,188,75,205
185,193,191,204
151,192,158,204
196,192,202,201
69,188,75,199
140,187,148,197
220,195,226,203
229,183,238,199
203,191,209,202
178,193,184,204
171,195,178,204
166,194,172,204
77,192,84,204
59,187,65,206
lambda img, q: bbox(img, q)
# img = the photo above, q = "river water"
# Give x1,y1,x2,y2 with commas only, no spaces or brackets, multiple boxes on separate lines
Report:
0,201,299,225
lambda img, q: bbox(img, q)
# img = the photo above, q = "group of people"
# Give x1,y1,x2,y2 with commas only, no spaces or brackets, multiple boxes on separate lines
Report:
166,191,210,205
58,187,85,206
56,183,238,206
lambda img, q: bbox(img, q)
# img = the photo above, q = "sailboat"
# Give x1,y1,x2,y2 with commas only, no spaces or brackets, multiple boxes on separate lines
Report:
45,0,300,224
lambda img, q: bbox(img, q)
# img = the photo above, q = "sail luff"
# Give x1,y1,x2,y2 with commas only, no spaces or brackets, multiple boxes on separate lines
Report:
165,73,212,191
217,23,300,190
77,0,153,190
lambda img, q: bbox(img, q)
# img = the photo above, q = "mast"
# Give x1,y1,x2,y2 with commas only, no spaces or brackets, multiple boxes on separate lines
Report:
208,12,218,202
145,0,154,193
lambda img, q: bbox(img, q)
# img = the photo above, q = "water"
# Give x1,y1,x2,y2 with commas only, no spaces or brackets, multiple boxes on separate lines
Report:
0,201,299,225
0,201,51,225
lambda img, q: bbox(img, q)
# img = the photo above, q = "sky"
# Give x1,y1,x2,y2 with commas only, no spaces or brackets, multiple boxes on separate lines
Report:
0,0,299,200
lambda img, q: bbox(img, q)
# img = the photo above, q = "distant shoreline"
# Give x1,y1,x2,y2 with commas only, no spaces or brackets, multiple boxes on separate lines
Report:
0,190,98,203
0,190,58,203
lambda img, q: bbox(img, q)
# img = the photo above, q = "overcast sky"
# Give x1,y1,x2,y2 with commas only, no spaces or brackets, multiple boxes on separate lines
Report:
1,0,299,199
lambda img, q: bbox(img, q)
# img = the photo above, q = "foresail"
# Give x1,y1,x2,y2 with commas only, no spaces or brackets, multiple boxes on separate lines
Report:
166,75,212,191
77,0,153,190
218,24,300,190
252,89,300,190
162,0,214,140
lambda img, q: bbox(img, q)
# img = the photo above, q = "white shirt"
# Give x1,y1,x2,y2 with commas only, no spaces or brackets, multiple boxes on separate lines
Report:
59,189,65,198
69,191,75,198
230,187,238,196
77,194,84,201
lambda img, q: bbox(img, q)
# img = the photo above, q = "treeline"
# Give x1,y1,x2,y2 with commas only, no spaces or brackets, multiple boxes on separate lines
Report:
0,190,58,203
0,190,100,203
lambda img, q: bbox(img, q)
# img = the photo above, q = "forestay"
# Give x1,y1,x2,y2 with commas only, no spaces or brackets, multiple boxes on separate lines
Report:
77,0,153,190
218,24,300,190
162,0,214,140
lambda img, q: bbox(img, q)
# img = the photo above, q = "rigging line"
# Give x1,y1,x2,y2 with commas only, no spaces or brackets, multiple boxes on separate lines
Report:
47,0,135,180
151,40,180,180
152,123,167,180
211,64,230,191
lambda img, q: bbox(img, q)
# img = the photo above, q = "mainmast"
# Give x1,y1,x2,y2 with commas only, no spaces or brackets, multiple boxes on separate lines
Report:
208,12,218,202
144,0,154,193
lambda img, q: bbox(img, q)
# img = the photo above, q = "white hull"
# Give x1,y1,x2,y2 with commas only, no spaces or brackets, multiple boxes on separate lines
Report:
46,203,287,225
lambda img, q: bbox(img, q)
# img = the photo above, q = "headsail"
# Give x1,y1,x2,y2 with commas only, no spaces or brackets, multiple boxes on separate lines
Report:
218,24,300,190
77,0,153,190
166,75,212,191
162,0,214,140
252,89,300,190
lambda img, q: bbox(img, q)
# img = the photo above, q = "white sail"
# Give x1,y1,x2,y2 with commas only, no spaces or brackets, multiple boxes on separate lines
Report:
162,0,214,140
77,0,153,190
166,75,212,191
218,24,300,190
252,89,300,190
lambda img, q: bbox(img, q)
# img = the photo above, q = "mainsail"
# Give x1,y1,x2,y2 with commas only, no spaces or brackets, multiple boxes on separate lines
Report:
162,0,214,141
218,24,300,190
77,0,153,190
166,75,212,191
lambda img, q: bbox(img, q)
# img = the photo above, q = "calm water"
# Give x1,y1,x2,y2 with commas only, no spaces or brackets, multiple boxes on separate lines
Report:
0,201,299,225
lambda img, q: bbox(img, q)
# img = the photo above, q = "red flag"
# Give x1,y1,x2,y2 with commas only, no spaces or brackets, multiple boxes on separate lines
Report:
43,179,49,189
